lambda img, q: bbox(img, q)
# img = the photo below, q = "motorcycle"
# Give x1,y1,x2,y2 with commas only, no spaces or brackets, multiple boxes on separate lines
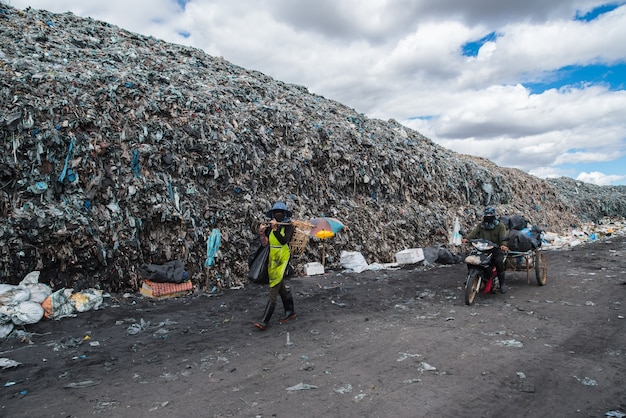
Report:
463,239,507,305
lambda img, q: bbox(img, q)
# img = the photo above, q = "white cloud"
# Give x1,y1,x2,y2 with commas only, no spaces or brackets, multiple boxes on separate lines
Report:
576,171,626,186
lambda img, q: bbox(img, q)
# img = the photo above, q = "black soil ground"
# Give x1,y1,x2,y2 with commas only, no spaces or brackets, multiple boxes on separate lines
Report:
1,236,625,418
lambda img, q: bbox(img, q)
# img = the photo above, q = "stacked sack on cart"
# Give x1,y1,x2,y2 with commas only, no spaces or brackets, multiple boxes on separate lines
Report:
500,214,543,252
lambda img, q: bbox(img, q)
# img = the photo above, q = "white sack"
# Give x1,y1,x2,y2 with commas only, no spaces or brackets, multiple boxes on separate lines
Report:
340,251,369,273
0,301,44,325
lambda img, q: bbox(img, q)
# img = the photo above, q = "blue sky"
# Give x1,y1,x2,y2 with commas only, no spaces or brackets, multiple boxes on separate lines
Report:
9,0,626,186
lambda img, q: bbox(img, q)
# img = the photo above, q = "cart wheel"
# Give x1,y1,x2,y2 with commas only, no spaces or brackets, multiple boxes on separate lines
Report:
535,251,547,286
464,274,480,305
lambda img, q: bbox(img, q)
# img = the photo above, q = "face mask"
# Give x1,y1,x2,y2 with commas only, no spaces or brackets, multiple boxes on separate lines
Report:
481,216,498,230
273,211,285,222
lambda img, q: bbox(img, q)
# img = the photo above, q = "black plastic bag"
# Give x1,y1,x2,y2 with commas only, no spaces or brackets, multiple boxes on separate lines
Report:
437,247,463,264
423,246,440,265
508,229,539,251
500,214,529,231
139,260,187,283
248,237,263,266
248,245,269,284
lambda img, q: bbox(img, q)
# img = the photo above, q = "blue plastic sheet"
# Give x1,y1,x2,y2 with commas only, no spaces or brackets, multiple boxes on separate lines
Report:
205,229,221,268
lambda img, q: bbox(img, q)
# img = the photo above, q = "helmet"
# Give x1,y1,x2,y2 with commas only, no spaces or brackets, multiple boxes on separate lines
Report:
482,206,498,230
265,201,292,219
483,207,496,217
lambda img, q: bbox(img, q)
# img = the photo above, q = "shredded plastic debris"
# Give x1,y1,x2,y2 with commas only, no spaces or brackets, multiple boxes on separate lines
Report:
0,3,624,294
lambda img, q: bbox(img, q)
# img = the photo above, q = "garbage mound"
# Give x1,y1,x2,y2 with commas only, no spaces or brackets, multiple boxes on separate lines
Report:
1,4,625,292
547,177,626,222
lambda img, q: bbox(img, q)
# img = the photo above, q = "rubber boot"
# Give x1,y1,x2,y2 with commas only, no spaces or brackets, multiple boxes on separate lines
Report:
279,291,297,324
254,301,275,330
498,271,508,294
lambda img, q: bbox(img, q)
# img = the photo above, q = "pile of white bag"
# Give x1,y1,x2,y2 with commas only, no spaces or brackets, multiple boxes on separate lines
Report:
0,272,50,338
0,271,104,338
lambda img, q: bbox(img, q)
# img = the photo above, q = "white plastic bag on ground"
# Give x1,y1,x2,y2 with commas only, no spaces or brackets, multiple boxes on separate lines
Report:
42,288,76,320
0,286,30,306
0,358,21,368
24,284,52,304
340,251,369,273
18,271,52,303
0,323,13,339
19,271,41,286
70,289,104,312
20,271,52,303
0,301,44,325
542,232,558,242
0,284,15,295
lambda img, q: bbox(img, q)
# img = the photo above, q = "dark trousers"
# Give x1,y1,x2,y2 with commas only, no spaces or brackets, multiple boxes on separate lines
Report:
491,248,505,274
491,248,506,285
268,280,290,305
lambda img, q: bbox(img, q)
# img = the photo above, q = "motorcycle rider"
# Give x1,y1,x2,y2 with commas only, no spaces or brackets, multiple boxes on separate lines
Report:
462,207,510,293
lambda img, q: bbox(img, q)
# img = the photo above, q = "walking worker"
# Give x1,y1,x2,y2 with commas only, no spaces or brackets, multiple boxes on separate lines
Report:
463,206,510,293
254,201,297,330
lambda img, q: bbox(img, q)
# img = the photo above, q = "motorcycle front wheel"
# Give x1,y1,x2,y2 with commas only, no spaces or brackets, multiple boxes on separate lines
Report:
464,273,480,305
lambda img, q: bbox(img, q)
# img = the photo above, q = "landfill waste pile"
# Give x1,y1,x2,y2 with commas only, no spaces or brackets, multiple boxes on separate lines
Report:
547,176,626,222
1,4,625,292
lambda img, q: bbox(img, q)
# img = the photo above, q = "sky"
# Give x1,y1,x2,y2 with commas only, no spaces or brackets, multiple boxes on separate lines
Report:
8,0,626,186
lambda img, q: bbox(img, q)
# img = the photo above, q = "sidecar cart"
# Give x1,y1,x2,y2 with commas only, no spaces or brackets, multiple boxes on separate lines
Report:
505,248,547,286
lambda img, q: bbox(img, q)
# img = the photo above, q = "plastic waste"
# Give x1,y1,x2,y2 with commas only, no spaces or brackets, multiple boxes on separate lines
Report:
339,251,369,273
0,3,622,294
450,217,462,246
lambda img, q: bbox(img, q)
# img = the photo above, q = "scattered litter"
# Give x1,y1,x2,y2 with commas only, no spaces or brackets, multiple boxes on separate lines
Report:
574,376,598,386
286,383,318,391
64,380,102,389
354,393,368,402
152,328,170,339
304,262,325,276
495,339,524,348
0,358,21,369
418,362,437,372
397,352,421,362
395,248,425,265
516,371,535,393
127,319,150,335
149,401,170,412
334,384,353,394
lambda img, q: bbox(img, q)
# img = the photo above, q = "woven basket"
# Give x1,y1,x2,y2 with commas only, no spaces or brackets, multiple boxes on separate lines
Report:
289,220,313,255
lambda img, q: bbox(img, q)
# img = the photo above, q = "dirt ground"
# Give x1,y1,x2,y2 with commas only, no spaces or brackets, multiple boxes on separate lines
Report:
1,236,625,418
